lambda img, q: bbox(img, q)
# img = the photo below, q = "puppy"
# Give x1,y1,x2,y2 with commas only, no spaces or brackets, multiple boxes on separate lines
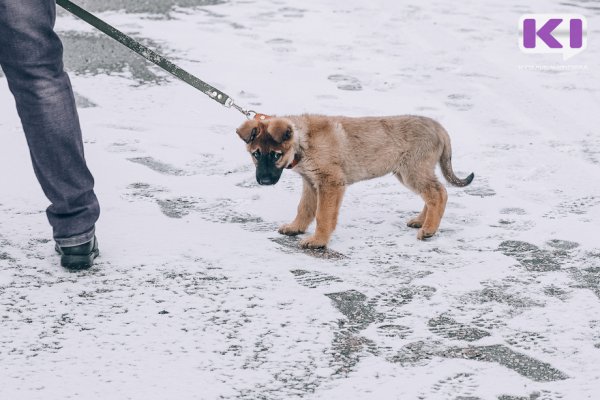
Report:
236,114,474,248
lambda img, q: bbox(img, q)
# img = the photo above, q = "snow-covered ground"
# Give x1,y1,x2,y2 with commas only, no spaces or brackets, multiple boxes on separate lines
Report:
1,0,600,398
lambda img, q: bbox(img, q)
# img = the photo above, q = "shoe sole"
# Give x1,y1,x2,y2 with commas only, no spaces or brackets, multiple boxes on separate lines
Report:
60,249,99,270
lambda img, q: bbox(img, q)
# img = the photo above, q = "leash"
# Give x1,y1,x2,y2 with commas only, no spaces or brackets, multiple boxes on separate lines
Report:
56,0,256,119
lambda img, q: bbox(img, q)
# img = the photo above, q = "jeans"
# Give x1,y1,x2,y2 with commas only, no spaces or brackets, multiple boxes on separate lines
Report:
0,0,100,246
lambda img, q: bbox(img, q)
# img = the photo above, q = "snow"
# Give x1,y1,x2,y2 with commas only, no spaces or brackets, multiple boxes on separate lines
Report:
1,0,600,399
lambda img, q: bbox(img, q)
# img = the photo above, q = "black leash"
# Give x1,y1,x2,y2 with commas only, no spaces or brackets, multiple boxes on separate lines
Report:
56,0,254,118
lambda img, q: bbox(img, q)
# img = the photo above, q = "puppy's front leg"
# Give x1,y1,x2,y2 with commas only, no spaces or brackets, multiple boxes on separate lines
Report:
279,178,317,236
300,184,345,248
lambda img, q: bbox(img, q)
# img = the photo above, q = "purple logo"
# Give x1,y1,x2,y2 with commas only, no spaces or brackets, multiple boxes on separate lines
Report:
519,14,587,60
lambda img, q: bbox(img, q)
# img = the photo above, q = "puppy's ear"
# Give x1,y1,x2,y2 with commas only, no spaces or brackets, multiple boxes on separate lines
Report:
236,120,260,143
267,118,293,143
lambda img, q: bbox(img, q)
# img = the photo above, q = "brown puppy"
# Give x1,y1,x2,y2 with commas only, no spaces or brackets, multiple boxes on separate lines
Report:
236,114,474,248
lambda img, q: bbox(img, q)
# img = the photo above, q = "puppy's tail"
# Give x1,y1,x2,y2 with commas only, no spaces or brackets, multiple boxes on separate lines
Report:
439,131,474,187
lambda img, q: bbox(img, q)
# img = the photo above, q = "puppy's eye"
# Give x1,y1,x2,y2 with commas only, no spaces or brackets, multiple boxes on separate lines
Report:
252,150,261,159
271,152,282,161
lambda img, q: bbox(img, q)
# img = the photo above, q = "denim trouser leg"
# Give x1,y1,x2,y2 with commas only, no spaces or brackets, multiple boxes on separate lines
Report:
0,0,100,246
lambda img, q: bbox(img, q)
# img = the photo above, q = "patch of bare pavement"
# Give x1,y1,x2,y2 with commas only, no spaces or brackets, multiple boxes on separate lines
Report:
270,236,348,260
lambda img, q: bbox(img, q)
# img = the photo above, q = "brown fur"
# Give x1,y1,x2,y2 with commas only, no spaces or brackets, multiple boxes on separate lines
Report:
236,114,474,248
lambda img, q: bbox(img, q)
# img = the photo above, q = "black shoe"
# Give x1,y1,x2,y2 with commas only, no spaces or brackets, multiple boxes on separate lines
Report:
55,236,99,270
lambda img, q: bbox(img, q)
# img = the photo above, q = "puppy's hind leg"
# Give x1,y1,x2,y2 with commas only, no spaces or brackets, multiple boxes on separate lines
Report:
417,178,448,240
279,178,317,236
399,171,448,240
394,172,427,229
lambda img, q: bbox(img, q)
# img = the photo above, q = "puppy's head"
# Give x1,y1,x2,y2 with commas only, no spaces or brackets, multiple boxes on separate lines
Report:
236,117,295,186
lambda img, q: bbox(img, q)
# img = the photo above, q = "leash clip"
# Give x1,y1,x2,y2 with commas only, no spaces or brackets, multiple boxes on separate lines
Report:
226,98,257,120
225,99,270,121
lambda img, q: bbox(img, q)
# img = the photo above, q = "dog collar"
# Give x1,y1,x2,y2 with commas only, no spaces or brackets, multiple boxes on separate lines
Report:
287,154,301,169
253,113,271,121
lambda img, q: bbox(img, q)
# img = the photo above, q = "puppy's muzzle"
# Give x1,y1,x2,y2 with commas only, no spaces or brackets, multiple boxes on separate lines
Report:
255,151,285,185
256,160,283,185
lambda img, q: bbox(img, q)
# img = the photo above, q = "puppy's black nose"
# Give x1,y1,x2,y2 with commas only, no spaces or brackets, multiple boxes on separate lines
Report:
258,177,274,185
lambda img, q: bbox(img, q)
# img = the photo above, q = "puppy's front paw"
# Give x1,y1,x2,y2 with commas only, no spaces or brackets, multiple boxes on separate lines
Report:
299,236,328,249
278,223,305,236
417,228,436,240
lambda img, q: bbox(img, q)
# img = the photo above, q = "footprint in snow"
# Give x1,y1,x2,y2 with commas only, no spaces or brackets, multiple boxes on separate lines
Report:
445,93,473,111
127,156,192,176
291,269,343,289
328,74,363,91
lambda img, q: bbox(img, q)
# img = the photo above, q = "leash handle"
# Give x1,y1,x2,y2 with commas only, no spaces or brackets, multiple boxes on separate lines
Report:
56,0,243,111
